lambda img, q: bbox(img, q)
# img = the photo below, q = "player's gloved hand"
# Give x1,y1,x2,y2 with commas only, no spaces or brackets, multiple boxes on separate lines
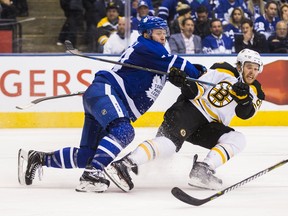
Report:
168,67,187,87
193,64,207,76
229,81,253,105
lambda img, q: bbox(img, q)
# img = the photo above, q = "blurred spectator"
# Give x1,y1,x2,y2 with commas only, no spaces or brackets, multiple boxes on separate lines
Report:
103,17,139,54
224,7,245,42
0,0,16,19
268,20,288,53
280,3,288,24
202,18,234,53
170,2,192,34
214,0,251,25
14,0,28,17
234,18,268,53
254,1,280,39
246,0,265,22
279,0,288,7
169,18,202,54
157,0,190,25
82,0,98,51
190,0,215,18
82,0,124,52
57,0,84,49
95,2,121,53
83,0,124,28
131,0,150,31
194,5,211,39
131,0,154,18
169,17,202,54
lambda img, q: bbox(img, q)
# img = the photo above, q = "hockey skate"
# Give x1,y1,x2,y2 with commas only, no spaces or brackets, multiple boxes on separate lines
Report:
188,154,223,190
76,165,110,193
18,149,45,185
105,155,138,192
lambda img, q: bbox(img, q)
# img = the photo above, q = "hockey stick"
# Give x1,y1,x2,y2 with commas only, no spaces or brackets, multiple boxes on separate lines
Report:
0,17,36,26
171,159,288,206
16,91,85,110
64,40,216,87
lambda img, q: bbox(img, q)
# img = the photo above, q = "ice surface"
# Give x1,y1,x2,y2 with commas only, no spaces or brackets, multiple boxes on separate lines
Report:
0,127,287,216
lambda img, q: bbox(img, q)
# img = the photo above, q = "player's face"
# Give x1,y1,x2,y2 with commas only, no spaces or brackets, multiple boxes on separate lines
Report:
151,29,167,45
242,62,260,84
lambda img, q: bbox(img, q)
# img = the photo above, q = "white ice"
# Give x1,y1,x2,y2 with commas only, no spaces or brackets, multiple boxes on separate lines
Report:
0,127,287,216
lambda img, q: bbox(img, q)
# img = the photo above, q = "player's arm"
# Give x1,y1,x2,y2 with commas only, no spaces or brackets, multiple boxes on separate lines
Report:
229,82,255,119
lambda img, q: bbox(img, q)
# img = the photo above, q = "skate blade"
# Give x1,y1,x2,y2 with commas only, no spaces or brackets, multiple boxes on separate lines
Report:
188,177,222,190
75,181,108,193
104,166,130,192
18,149,28,185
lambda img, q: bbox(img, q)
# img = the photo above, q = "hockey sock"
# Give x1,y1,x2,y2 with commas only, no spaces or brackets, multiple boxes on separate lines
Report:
91,136,124,170
203,143,234,170
128,136,176,166
204,131,246,170
45,147,95,168
91,118,135,170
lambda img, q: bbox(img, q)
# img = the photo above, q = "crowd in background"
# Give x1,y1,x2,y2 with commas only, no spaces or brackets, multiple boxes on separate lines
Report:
1,0,288,54
0,0,28,18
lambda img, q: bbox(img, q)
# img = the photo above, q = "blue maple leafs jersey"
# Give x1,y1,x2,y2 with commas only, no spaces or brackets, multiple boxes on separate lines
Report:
202,34,234,54
94,36,200,121
254,15,280,39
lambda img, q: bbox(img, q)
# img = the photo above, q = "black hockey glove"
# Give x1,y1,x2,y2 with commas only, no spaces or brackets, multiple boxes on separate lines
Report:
168,67,187,87
181,82,198,99
229,82,253,105
193,64,207,76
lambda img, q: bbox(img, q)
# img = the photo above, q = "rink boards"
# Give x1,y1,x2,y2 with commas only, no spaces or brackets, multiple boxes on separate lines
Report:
0,54,287,128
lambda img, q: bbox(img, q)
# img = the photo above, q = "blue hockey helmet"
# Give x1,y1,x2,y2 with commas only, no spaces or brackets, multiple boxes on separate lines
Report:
138,16,170,37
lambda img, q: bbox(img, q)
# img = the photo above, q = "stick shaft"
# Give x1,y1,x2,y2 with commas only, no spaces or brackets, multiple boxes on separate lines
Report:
172,159,288,206
16,91,85,110
64,41,216,87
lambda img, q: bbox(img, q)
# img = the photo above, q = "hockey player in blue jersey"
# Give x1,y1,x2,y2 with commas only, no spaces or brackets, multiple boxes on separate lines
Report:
19,16,204,193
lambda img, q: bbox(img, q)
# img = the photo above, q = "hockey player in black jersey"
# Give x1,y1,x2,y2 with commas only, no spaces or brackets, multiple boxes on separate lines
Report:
106,49,265,191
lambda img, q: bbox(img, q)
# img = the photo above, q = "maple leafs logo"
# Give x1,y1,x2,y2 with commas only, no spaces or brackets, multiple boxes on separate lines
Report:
146,75,165,101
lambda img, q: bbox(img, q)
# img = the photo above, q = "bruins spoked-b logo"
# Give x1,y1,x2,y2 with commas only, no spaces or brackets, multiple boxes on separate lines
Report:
208,81,233,107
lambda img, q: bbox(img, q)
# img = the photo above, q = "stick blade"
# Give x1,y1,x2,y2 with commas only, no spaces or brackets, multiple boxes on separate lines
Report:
64,40,82,55
171,187,207,206
18,149,28,185
16,102,35,110
64,40,74,51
